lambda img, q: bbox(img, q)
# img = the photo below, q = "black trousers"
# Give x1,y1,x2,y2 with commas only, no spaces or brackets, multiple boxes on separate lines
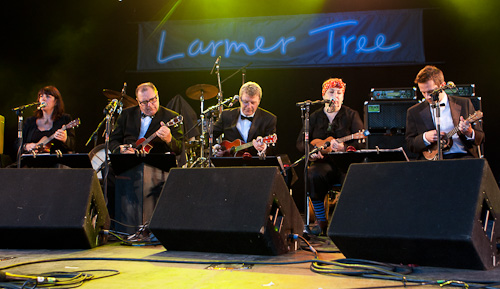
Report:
307,161,343,202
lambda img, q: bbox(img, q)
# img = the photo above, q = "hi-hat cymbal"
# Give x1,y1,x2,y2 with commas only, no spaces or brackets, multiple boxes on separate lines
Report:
186,84,218,100
103,89,138,108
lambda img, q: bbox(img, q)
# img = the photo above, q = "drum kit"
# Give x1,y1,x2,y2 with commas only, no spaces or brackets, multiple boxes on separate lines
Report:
184,83,220,167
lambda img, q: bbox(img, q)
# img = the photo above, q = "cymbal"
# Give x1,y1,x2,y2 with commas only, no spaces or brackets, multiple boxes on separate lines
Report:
186,84,218,100
103,89,138,108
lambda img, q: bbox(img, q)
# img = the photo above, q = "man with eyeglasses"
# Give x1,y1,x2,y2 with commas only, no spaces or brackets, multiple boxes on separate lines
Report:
109,82,183,238
296,78,364,235
110,82,183,155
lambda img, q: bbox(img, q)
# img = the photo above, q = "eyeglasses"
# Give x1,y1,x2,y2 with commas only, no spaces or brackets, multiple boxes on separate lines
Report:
137,96,158,106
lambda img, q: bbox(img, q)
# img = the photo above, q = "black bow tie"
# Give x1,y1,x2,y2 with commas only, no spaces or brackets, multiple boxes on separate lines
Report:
240,115,253,122
141,113,154,119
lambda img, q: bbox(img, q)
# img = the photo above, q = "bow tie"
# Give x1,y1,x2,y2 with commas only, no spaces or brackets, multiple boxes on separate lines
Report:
240,115,253,122
141,113,154,119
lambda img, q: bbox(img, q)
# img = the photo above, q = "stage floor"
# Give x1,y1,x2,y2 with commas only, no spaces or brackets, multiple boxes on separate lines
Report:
1,236,500,288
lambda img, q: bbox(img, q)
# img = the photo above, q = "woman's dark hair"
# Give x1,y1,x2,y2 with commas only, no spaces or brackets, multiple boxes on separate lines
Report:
35,86,65,120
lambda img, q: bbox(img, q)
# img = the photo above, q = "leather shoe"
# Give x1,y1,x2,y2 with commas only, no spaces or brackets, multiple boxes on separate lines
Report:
318,220,329,235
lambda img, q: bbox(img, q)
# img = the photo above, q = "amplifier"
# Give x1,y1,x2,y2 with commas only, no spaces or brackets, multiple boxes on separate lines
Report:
364,100,418,131
445,84,475,97
370,87,416,100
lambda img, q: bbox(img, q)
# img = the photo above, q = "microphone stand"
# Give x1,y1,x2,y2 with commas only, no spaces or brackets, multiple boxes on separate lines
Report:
15,109,25,169
220,62,252,85
202,96,237,167
214,58,223,115
102,103,119,203
298,102,312,232
431,91,442,160
11,102,39,168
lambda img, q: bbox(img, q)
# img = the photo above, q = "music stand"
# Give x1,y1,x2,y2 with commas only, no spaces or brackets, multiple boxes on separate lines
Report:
211,155,297,188
210,156,280,167
325,147,409,174
20,153,93,169
109,153,177,175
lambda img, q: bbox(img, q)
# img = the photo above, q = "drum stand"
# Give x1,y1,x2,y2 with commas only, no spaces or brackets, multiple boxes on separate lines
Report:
194,90,209,167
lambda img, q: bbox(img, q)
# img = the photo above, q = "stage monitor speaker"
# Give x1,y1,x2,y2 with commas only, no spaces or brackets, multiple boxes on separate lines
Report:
328,159,500,270
0,168,110,249
150,167,304,255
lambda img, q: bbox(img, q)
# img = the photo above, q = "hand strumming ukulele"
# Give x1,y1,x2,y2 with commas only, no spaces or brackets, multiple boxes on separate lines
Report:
134,115,183,154
217,133,277,157
423,110,483,160
29,118,80,154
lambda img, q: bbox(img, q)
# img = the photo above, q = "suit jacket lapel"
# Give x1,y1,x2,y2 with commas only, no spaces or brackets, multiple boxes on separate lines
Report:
132,107,142,137
229,109,244,140
247,109,261,142
419,102,435,132
448,97,462,126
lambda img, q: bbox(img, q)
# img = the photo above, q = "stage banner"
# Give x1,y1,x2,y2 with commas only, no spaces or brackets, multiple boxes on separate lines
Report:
137,9,424,71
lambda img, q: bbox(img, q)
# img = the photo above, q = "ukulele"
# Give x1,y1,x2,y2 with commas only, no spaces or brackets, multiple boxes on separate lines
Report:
134,115,183,153
29,118,80,153
218,133,278,157
310,130,370,153
422,110,483,160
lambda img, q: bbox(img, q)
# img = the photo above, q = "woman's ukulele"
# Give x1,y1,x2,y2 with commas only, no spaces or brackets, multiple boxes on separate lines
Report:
29,118,80,153
134,115,183,153
310,130,370,153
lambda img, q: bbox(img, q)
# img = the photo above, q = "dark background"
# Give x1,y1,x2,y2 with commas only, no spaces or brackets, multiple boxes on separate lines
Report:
1,0,499,210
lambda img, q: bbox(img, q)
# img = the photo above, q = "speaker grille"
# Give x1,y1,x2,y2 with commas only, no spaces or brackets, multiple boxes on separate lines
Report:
329,159,500,269
364,100,417,130
150,167,304,255
0,168,110,249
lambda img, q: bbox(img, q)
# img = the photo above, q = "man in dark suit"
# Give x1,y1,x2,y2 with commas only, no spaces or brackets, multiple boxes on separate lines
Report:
109,82,183,237
213,81,277,157
110,82,183,155
406,65,484,159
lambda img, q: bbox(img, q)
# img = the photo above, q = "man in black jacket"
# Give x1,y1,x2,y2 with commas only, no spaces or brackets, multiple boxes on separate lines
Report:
406,66,484,159
109,82,183,236
110,82,183,155
213,81,277,157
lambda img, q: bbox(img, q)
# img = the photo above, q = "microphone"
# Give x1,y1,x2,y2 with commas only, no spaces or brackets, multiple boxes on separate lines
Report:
210,56,221,74
121,82,127,96
296,99,332,107
228,95,239,107
37,102,47,110
11,101,39,111
103,99,118,114
430,81,456,98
